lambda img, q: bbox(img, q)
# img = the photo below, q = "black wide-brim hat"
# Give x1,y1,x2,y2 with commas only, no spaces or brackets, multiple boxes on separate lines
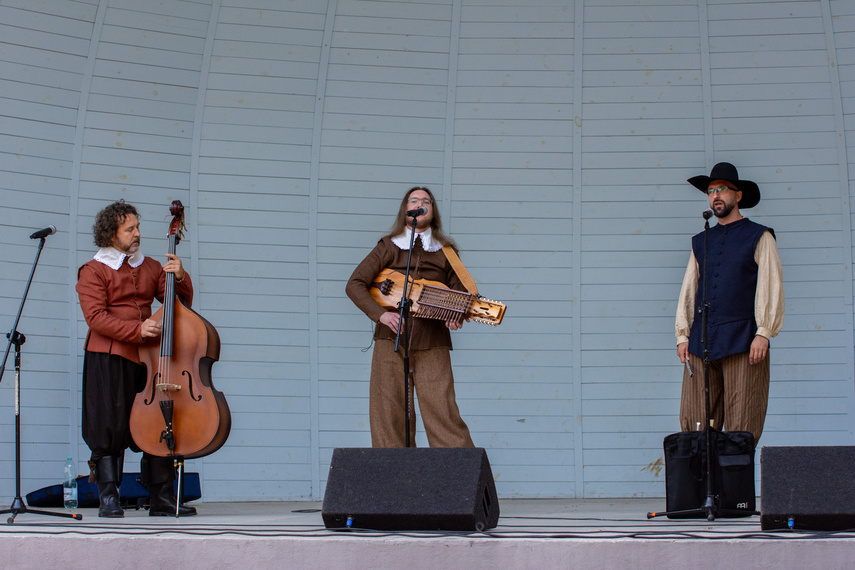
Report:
688,162,760,209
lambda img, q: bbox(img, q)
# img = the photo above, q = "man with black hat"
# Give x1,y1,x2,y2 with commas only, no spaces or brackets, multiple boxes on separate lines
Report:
675,162,785,444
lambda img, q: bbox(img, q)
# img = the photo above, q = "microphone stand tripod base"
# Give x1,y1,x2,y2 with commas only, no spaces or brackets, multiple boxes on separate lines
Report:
2,497,83,524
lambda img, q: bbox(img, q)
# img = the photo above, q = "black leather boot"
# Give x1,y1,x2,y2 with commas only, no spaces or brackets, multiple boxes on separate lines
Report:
96,456,124,518
149,480,198,516
143,455,197,517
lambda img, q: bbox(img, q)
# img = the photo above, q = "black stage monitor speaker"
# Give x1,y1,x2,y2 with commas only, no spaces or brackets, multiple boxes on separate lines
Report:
761,446,855,531
322,447,499,531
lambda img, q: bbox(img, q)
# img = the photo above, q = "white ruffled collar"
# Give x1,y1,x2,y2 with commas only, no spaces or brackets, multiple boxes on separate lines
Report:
391,227,442,252
93,247,145,270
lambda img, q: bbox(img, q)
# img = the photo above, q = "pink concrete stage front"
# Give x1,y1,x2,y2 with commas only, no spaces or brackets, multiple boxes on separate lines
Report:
1,499,853,569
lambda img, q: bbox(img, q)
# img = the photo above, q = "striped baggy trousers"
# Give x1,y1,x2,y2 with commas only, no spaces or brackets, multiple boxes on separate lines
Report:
679,351,770,445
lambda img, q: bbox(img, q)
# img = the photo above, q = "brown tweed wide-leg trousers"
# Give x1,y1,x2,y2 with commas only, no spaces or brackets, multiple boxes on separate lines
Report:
679,351,770,445
369,339,474,448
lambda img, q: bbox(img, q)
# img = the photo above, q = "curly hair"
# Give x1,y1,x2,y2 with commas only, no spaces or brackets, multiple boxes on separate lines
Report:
385,186,458,251
92,200,139,248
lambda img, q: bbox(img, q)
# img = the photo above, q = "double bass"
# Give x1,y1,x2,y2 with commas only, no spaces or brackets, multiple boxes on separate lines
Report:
130,201,231,459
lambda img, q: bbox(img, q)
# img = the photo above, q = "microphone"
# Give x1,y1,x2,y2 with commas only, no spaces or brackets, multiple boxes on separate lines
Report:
30,225,57,239
702,209,713,220
406,206,427,218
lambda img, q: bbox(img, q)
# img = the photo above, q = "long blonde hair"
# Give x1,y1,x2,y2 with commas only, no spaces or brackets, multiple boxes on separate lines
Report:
385,186,457,251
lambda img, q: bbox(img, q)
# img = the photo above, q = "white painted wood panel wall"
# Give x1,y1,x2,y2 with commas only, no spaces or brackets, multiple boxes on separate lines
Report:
0,0,852,501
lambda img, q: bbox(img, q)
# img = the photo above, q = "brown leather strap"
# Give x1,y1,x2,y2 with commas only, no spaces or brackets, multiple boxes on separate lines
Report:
442,245,479,296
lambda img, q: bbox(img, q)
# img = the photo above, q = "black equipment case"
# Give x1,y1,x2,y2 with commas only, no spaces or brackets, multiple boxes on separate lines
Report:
26,472,201,508
663,428,756,518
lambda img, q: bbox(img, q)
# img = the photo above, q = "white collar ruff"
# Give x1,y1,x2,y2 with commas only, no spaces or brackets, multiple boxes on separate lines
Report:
391,227,442,253
94,247,145,270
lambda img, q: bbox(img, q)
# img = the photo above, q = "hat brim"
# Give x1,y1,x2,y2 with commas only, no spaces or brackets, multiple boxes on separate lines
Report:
688,175,760,209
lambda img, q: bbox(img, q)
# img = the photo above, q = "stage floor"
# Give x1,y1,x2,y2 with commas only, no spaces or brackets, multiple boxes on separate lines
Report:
1,498,853,568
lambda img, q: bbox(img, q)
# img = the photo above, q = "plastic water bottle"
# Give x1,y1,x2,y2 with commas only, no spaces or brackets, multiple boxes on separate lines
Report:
63,457,78,508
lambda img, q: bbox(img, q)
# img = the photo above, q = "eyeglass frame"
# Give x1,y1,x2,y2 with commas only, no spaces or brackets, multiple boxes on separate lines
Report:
407,197,433,206
707,185,738,195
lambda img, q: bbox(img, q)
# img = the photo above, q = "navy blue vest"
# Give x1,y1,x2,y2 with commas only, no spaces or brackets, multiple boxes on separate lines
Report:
688,218,774,361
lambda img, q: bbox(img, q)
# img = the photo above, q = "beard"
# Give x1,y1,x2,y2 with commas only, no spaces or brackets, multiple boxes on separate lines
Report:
713,201,735,219
113,237,140,254
415,216,432,231
121,240,140,254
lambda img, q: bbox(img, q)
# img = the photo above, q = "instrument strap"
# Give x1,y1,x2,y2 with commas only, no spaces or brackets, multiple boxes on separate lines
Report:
441,245,479,296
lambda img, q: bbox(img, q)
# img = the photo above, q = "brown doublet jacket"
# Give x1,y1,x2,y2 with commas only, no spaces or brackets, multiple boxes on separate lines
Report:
77,253,193,364
346,234,464,351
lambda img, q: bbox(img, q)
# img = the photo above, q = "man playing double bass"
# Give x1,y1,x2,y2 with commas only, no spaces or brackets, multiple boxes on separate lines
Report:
76,200,196,517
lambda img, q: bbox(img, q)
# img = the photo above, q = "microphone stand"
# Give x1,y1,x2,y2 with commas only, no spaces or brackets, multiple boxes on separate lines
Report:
698,209,717,521
393,213,421,447
0,235,82,523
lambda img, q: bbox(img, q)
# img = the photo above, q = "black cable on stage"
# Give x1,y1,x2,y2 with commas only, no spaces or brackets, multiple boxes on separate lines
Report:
2,522,854,541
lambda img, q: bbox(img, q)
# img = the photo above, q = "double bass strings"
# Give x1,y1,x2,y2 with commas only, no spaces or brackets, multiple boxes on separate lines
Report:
157,234,179,394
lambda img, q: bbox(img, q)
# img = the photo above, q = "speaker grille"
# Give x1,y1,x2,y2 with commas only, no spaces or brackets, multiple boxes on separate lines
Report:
761,446,855,531
322,447,499,531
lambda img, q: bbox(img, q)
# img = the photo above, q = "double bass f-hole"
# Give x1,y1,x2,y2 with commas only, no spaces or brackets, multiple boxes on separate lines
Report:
183,370,201,401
